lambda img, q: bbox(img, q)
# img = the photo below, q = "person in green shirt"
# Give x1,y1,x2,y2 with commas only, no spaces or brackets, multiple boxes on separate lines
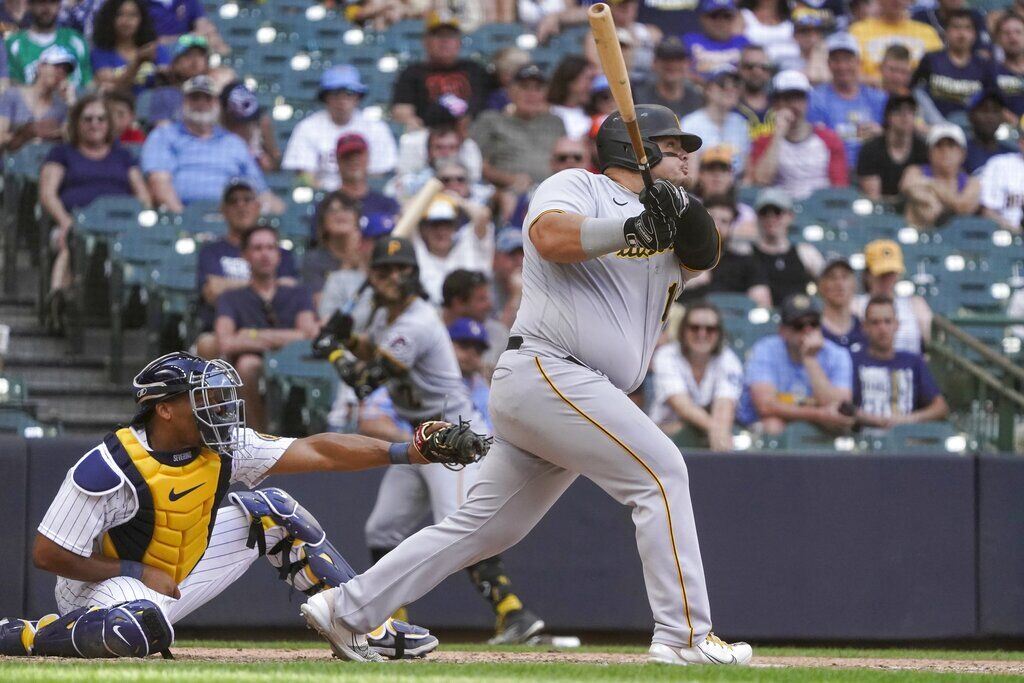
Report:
4,0,91,88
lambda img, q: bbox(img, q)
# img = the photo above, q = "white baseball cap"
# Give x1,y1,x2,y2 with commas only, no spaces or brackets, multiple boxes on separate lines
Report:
825,32,861,57
926,122,967,148
772,69,812,95
423,196,459,223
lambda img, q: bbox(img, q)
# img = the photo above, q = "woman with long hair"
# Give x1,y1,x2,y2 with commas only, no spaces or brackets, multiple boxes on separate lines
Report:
545,54,595,139
90,0,169,92
302,192,365,306
0,46,74,152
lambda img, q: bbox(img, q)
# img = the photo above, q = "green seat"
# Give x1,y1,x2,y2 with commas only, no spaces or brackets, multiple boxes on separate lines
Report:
670,426,710,450
75,196,146,239
0,406,56,437
933,216,999,256
755,422,839,452
0,375,27,404
887,422,962,454
265,341,338,435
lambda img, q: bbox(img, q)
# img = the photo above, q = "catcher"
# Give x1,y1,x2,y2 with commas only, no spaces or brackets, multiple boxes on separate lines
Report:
312,236,546,646
0,352,486,662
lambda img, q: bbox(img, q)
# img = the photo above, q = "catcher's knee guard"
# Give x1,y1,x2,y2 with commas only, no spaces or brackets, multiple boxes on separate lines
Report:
0,613,57,655
230,487,356,595
31,600,173,658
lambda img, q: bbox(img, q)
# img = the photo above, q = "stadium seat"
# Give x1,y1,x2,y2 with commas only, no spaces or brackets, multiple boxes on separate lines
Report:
755,422,839,452
885,422,961,454
74,196,146,240
0,406,54,437
264,341,338,435
0,375,27,404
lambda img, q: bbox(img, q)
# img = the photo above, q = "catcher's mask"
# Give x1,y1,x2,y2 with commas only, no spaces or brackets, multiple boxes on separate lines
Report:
133,352,247,457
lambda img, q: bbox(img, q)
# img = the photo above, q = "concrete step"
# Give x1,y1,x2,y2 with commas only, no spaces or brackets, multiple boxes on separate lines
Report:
35,395,136,423
9,328,68,357
3,355,110,386
58,411,128,436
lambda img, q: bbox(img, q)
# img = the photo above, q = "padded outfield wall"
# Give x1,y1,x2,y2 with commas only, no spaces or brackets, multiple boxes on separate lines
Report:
2,436,1021,640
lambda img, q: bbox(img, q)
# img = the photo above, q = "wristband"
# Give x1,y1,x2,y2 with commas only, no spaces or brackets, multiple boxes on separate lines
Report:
120,559,145,580
389,442,411,465
580,217,629,258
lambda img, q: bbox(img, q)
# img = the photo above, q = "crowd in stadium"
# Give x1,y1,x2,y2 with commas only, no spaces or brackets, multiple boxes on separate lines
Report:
1,0,1021,449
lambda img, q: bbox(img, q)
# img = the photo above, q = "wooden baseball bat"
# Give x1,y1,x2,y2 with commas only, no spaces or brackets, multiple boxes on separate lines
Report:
588,2,654,190
391,177,444,239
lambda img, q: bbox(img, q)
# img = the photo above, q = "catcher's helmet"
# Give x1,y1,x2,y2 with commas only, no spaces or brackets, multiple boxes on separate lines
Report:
132,352,247,456
595,104,702,173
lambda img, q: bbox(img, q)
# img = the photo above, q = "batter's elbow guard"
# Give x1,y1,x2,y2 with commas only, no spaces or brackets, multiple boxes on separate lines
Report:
230,488,357,596
31,600,173,658
673,196,721,272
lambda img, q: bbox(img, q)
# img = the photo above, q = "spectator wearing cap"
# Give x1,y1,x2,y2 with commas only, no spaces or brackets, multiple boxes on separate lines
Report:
965,89,1016,173
220,80,281,172
650,301,742,449
141,74,278,213
854,239,933,353
545,54,596,140
818,257,867,352
441,269,509,376
214,225,318,430
777,14,830,84
632,37,705,119
585,74,618,121
491,226,524,329
194,180,298,350
857,94,928,201
994,13,1024,116
751,187,825,304
849,0,942,83
470,64,566,192
4,0,91,86
39,93,149,306
692,145,757,240
90,0,169,93
748,69,848,200
145,0,227,54
682,65,751,175
851,295,948,430
0,45,73,152
145,33,210,125
282,64,397,191
684,0,750,81
448,317,493,431
739,0,796,67
334,132,400,232
395,92,482,183
735,44,774,139
413,195,494,303
301,192,363,304
900,122,979,231
342,0,412,31
912,0,988,48
390,10,495,129
979,119,1024,233
681,194,772,307
737,293,854,433
808,33,886,166
912,9,996,119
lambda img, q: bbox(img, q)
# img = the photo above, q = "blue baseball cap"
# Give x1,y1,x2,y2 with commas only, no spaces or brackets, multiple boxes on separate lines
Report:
360,212,395,239
592,74,610,94
495,227,524,253
319,65,368,99
699,0,737,14
448,317,489,349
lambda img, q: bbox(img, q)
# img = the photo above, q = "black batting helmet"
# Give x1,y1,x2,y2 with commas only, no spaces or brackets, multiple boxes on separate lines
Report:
595,104,702,173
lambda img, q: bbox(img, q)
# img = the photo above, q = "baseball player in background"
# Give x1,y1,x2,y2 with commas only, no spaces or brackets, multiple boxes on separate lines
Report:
0,352,486,662
314,237,545,644
302,105,754,666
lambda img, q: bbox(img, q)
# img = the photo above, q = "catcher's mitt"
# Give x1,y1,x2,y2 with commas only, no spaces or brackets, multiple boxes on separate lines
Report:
413,419,492,471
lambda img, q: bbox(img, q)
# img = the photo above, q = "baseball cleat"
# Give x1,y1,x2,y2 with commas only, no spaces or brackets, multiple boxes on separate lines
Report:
488,608,545,645
367,618,438,659
300,590,383,662
649,633,753,665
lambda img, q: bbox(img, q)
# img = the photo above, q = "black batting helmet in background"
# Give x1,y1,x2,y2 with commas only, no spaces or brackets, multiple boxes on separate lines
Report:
595,104,702,173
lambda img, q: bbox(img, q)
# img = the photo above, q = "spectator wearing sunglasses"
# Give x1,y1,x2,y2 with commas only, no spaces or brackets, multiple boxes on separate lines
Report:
213,225,318,430
750,188,824,305
650,302,743,450
737,294,854,433
395,93,482,184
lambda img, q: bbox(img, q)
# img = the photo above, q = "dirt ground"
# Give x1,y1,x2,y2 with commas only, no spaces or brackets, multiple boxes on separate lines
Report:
171,647,1024,675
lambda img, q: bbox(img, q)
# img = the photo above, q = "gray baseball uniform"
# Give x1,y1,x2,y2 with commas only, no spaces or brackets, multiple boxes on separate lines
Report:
361,297,483,550
333,168,712,649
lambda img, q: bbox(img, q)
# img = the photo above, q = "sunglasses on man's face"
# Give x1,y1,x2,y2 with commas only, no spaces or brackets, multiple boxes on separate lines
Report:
554,153,584,163
226,194,257,206
758,207,784,217
440,175,467,183
789,318,820,332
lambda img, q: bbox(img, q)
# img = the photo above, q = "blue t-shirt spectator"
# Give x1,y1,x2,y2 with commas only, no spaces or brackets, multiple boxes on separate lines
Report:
215,283,313,331
43,142,137,211
140,122,267,205
147,0,205,40
736,334,853,425
913,50,996,118
851,350,941,417
683,33,749,79
197,238,298,330
90,44,171,93
807,84,886,165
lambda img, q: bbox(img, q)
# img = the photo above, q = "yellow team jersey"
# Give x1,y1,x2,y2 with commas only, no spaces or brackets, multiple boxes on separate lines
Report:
850,18,943,80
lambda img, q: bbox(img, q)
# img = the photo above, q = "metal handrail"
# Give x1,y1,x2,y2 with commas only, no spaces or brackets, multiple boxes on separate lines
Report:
932,315,1024,385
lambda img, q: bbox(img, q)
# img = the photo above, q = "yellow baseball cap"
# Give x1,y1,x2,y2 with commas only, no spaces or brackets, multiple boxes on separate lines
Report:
864,239,905,276
425,9,461,33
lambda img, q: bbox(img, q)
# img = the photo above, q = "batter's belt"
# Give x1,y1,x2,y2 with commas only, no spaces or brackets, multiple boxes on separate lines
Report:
506,336,586,368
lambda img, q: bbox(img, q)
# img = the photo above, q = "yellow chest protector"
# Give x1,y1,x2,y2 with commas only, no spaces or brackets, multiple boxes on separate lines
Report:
100,428,232,583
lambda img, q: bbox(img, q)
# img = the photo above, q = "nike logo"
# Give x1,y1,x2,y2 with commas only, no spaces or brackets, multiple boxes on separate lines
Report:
701,647,737,665
169,483,205,501
112,625,131,646
613,198,628,206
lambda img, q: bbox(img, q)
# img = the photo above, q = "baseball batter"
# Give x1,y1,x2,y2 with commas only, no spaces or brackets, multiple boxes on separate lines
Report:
302,105,753,665
316,237,545,644
0,352,486,662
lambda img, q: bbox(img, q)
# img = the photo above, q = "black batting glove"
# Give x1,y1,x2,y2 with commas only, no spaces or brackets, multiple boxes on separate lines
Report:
640,178,690,223
623,179,689,252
